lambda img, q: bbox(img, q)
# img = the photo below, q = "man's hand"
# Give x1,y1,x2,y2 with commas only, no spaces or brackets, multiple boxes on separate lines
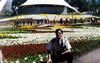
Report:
47,58,52,63
47,54,52,63
61,49,71,55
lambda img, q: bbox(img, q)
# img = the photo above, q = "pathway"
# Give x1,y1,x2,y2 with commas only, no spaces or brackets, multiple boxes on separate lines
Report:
73,48,100,63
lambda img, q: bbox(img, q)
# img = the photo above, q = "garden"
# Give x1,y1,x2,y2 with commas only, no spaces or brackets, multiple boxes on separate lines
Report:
0,23,100,63
1,0,100,62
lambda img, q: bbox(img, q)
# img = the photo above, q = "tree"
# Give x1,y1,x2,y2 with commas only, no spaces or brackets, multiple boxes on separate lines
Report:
68,0,88,12
12,0,27,15
90,0,97,12
97,0,100,14
12,0,27,6
65,0,99,12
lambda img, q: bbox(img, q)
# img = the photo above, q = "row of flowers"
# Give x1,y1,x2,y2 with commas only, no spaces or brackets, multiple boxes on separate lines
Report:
1,43,47,59
0,34,21,39
0,33,97,46
0,26,100,46
0,27,28,34
1,31,28,34
1,44,47,59
20,25,83,30
1,38,99,57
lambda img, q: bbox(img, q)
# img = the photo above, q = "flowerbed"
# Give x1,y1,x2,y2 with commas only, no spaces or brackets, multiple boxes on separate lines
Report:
1,38,100,61
1,39,100,63
0,26,100,63
1,31,28,34
0,27,28,34
32,30,74,33
20,25,50,30
1,43,47,59
20,25,84,33
0,34,21,39
20,25,83,31
71,39,100,53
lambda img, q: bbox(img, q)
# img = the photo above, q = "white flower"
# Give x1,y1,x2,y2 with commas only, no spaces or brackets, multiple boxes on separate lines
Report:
46,55,48,58
40,57,43,61
10,61,14,63
24,57,28,60
16,60,20,63
38,54,42,57
32,61,36,63
0,26,100,45
3,59,8,63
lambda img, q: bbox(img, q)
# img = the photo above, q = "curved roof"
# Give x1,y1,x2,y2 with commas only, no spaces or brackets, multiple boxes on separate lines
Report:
21,0,79,12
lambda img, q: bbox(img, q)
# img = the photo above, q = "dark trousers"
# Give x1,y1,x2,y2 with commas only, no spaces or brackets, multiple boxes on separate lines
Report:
51,52,73,63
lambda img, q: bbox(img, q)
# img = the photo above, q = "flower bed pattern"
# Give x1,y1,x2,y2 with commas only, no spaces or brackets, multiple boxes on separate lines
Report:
1,38,100,60
0,34,21,39
32,31,74,33
1,43,47,59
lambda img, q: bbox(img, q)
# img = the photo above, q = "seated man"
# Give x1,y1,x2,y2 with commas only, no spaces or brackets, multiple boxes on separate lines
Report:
46,28,73,63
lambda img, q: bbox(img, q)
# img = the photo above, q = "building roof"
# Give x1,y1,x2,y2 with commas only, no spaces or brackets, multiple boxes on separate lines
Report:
21,0,79,12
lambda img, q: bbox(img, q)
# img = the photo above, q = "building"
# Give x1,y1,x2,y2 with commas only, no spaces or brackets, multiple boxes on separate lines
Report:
0,0,79,26
18,0,78,15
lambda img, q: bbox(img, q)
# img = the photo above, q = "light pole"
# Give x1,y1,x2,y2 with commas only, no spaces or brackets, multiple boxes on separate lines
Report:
14,6,18,27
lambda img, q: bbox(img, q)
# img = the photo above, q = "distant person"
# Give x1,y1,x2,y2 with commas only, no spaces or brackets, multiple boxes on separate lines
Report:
30,21,32,26
95,17,97,23
22,21,25,26
74,18,77,23
80,18,84,23
47,29,73,63
53,18,56,24
91,17,95,23
64,18,68,24
59,18,63,24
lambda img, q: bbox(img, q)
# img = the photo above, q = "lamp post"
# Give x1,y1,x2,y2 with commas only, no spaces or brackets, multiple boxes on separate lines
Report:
14,6,18,27
71,9,74,24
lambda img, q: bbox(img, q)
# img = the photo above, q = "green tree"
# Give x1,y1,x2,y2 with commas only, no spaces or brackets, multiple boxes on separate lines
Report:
65,0,99,12
97,0,100,14
68,0,89,12
12,0,27,15
90,0,97,12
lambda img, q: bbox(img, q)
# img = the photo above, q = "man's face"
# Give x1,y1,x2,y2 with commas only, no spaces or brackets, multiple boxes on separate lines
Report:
57,31,63,39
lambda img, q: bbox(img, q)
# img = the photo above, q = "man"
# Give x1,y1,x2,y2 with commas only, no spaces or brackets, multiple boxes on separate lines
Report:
47,28,73,63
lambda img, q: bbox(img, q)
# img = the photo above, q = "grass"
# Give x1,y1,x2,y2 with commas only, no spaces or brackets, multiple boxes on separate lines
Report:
82,23,100,27
0,27,23,31
0,27,28,34
65,26,83,28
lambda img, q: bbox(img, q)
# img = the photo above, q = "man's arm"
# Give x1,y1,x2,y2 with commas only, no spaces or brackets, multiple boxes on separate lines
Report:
47,50,52,63
61,39,72,55
61,49,71,55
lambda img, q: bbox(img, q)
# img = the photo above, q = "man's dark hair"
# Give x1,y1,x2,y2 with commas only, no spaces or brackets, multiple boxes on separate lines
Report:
55,28,63,36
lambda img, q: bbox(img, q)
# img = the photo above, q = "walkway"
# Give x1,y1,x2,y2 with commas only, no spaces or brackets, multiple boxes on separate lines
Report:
73,48,100,63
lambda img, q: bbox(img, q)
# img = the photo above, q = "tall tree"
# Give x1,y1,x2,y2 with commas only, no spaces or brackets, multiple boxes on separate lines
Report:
12,0,27,15
68,0,88,12
12,0,27,6
90,0,97,12
97,0,100,13
65,0,98,12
